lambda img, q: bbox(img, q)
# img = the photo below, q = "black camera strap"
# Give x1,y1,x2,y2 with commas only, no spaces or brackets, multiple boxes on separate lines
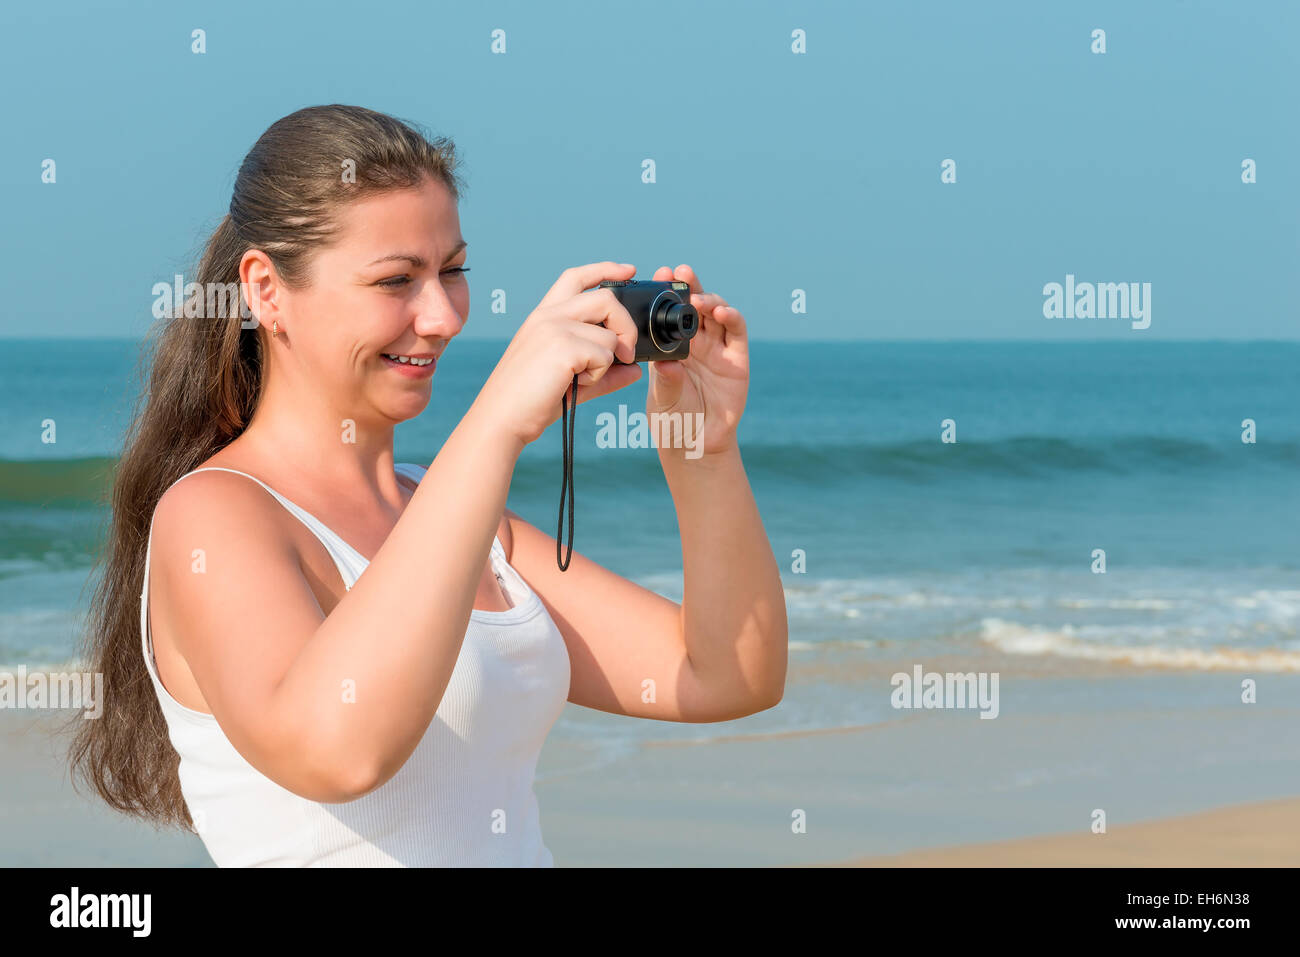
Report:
556,373,577,571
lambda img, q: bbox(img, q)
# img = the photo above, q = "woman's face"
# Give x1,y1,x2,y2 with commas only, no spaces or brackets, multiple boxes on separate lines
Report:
277,174,470,425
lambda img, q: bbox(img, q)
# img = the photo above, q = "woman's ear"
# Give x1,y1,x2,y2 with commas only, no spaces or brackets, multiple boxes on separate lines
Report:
239,249,282,335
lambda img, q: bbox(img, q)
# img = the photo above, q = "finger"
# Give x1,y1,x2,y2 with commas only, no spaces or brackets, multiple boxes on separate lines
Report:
558,288,638,363
568,317,621,358
567,325,619,385
594,288,639,363
652,266,674,282
576,361,642,404
673,264,704,295
539,261,637,308
690,291,729,315
574,342,614,387
709,304,747,342
649,359,685,407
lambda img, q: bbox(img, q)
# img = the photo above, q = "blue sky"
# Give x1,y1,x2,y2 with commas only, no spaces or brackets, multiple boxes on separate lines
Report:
1,0,1295,340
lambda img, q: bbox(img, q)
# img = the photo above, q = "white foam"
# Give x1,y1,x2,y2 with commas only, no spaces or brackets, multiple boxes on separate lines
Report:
1057,598,1175,611
979,618,1300,672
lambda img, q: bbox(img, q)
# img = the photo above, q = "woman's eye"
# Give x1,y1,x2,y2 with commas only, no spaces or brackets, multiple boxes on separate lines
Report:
377,268,468,288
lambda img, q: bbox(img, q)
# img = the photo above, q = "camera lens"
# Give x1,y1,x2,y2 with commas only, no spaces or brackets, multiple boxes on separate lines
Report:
652,301,699,344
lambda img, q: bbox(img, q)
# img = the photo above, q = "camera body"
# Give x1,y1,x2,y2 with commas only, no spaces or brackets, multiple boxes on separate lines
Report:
599,279,699,362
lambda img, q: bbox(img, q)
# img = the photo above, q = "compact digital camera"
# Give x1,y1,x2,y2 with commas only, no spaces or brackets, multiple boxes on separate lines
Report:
599,279,699,362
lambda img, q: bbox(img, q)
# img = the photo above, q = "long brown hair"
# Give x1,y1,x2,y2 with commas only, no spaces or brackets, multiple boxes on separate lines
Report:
65,104,465,830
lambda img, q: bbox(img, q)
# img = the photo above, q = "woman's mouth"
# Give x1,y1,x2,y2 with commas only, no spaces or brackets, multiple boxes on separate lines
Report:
381,353,437,377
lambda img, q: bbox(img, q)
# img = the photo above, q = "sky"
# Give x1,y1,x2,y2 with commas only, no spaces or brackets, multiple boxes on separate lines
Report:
0,0,1295,340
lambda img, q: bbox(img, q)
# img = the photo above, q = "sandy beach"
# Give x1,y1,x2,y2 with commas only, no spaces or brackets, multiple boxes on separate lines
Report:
3,651,1298,866
831,797,1300,866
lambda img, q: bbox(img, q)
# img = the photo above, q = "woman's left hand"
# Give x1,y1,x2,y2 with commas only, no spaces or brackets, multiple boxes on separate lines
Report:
645,264,748,459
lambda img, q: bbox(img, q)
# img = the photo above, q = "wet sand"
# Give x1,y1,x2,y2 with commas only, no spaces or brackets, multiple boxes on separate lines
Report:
3,663,1298,867
827,797,1300,866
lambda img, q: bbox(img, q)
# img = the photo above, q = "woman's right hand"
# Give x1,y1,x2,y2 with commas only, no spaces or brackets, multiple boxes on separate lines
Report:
474,262,645,447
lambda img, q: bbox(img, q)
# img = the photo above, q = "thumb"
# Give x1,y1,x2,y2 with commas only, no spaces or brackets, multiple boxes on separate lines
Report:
650,360,685,407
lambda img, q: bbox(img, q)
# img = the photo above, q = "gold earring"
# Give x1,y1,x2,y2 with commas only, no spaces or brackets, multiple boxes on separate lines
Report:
272,321,279,339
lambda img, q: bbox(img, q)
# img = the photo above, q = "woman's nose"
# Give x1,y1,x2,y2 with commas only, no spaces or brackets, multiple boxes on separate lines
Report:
412,279,466,338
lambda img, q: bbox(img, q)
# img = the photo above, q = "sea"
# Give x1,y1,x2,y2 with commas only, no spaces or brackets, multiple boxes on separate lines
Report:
1,339,1297,769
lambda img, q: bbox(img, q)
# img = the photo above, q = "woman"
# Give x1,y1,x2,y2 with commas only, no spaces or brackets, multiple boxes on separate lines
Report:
68,104,788,867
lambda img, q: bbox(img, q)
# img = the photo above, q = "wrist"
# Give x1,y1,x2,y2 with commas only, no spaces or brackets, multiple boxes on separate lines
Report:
463,397,527,460
659,439,742,473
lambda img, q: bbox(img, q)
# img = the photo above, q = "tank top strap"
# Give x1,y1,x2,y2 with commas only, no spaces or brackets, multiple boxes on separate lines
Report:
394,461,428,485
140,460,525,722
138,466,346,698
141,462,508,658
204,467,363,565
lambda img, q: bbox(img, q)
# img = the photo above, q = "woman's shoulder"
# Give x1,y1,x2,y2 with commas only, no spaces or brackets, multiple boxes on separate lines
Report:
153,453,291,549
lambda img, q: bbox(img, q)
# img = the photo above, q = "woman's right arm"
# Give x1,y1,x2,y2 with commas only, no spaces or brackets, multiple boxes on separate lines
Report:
151,263,641,802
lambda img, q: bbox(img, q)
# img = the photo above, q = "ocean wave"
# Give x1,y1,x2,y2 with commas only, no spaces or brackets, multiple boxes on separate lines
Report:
6,432,1297,506
639,573,1300,645
777,578,1300,616
519,434,1298,487
979,617,1300,672
1056,597,1176,611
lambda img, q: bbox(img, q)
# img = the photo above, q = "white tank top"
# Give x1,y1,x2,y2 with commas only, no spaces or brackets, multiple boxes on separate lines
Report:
139,462,571,867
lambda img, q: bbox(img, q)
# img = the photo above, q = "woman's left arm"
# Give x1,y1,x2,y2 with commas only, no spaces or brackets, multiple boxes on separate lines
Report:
506,264,788,724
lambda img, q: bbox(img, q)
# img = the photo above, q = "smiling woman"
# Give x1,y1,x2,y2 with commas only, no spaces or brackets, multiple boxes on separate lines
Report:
66,103,788,868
